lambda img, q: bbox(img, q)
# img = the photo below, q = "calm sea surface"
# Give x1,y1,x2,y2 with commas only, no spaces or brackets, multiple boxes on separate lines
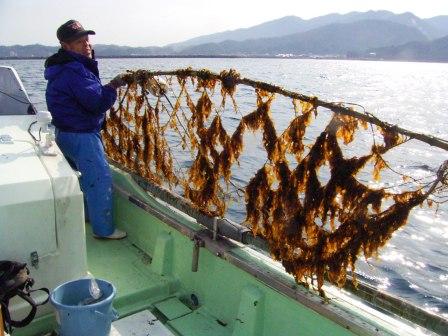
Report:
4,57,448,318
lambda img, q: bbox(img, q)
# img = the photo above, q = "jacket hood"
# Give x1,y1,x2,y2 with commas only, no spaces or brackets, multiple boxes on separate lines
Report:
44,63,63,80
44,49,99,80
45,49,74,68
44,49,75,80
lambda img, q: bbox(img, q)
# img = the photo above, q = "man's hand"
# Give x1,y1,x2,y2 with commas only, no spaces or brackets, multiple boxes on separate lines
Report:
108,74,127,89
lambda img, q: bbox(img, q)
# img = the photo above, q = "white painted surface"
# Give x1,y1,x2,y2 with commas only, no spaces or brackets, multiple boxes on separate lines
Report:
0,115,87,320
0,116,57,259
110,310,175,336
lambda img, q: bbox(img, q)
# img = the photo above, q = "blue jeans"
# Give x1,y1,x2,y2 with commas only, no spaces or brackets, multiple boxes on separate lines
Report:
55,130,114,236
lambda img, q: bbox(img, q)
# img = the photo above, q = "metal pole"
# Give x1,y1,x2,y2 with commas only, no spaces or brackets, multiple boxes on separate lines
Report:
212,217,218,241
191,236,204,272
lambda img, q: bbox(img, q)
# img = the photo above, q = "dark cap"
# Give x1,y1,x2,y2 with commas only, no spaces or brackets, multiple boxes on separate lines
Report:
57,19,95,43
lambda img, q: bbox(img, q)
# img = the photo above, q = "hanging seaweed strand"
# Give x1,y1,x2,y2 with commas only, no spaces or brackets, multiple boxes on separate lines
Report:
102,68,448,292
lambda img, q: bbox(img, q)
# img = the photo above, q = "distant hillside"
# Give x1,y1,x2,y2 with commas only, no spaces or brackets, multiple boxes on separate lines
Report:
424,16,448,38
0,44,173,58
307,11,441,39
168,16,307,50
0,44,57,58
169,10,444,49
366,35,448,62
180,20,428,56
1,10,447,62
94,44,173,56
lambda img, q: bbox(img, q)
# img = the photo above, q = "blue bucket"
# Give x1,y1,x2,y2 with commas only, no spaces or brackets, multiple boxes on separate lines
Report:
50,278,118,336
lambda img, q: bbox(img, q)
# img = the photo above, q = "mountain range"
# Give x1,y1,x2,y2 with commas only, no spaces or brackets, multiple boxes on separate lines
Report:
366,35,448,62
169,10,448,49
180,20,429,56
1,10,448,61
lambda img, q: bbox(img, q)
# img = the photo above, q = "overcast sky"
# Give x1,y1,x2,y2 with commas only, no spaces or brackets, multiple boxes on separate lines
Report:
1,0,447,47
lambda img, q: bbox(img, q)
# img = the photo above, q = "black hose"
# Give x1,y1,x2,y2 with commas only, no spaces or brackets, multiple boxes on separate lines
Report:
27,121,40,143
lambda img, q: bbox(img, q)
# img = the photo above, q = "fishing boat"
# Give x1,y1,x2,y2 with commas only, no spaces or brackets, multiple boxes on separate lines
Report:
1,64,447,336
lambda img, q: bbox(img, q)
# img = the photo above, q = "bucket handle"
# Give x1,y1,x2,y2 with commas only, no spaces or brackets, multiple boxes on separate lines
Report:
94,308,119,321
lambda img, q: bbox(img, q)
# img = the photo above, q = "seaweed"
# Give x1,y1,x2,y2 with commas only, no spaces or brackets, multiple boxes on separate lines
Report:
102,68,447,292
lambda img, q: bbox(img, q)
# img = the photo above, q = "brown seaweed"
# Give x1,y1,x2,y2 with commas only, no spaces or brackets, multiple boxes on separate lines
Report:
102,68,447,293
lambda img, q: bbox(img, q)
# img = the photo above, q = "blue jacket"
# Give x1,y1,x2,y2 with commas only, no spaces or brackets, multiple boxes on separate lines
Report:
44,49,116,132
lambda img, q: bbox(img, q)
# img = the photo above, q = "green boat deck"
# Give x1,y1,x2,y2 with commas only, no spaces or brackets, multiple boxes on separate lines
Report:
87,226,357,336
85,227,172,319
14,168,431,336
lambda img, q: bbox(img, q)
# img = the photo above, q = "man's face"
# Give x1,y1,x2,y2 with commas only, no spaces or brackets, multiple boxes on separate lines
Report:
62,35,92,58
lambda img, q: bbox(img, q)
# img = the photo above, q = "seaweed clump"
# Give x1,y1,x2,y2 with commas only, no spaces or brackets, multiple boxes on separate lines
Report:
102,68,448,291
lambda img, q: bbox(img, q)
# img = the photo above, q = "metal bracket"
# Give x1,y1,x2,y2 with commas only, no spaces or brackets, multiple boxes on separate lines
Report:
191,236,205,272
212,217,218,240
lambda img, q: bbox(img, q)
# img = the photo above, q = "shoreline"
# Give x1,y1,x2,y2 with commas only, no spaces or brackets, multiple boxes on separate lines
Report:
1,55,447,64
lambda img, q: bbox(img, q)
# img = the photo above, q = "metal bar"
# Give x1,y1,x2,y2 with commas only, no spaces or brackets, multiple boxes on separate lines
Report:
212,217,218,241
191,242,200,272
191,236,204,272
109,159,253,243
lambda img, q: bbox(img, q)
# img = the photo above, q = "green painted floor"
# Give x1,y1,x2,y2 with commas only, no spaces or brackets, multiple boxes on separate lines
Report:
84,219,346,336
85,223,232,336
85,224,174,318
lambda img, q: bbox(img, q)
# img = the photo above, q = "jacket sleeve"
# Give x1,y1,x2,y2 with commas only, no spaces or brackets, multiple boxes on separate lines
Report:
67,68,117,115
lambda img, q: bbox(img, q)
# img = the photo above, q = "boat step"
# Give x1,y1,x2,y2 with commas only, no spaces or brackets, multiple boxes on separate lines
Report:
110,310,175,336
154,297,192,320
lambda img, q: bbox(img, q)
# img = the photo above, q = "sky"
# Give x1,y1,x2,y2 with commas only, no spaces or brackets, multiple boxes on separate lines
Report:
0,0,447,47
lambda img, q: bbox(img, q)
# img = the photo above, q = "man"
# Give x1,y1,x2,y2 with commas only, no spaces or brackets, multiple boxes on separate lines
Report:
44,19,126,239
